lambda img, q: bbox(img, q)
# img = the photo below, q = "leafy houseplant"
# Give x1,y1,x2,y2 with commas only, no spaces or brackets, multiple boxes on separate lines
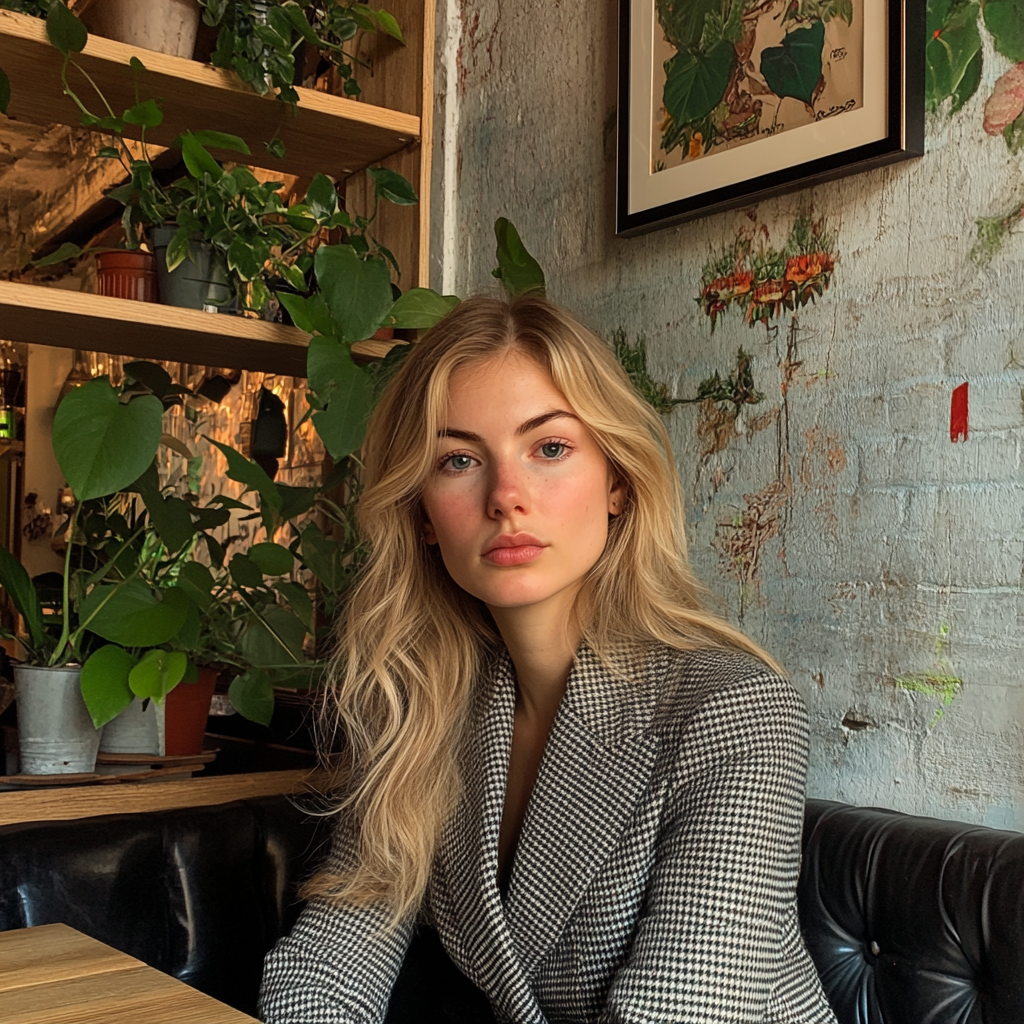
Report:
196,0,403,104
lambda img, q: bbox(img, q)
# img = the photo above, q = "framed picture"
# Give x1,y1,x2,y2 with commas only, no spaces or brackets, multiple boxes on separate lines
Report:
616,0,924,236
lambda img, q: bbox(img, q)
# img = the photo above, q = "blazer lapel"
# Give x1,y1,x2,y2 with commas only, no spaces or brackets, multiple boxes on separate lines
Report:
433,651,547,1021
502,644,662,977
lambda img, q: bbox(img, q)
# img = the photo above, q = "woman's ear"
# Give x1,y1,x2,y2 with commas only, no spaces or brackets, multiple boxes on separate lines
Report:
423,520,438,544
608,476,627,516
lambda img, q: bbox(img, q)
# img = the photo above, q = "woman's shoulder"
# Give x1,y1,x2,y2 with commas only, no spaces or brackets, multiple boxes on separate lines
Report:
644,643,808,746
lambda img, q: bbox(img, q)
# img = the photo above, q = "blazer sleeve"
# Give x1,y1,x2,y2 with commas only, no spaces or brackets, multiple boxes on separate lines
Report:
598,671,812,1024
258,822,415,1024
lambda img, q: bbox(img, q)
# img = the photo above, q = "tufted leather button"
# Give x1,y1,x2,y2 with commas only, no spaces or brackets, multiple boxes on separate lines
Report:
870,940,880,956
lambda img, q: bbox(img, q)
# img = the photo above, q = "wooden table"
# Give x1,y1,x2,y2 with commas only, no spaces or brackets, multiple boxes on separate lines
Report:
0,923,260,1023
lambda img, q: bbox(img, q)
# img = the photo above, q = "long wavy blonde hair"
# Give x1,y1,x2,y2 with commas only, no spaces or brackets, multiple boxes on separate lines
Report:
303,295,780,924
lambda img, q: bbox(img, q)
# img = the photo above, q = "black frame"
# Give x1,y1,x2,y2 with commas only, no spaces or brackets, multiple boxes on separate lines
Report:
616,0,925,237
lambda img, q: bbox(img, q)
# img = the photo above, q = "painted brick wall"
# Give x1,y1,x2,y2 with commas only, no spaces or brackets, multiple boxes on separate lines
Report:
430,3,1024,828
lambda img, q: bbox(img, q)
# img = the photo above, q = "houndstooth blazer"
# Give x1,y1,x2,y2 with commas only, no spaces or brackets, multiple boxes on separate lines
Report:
259,643,838,1024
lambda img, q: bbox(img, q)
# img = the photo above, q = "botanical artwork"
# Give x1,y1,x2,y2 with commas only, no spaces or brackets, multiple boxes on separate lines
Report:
925,0,1024,259
651,0,864,173
698,214,837,328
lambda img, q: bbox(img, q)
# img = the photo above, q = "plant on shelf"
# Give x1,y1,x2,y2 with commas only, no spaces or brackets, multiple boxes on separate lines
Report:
196,0,403,105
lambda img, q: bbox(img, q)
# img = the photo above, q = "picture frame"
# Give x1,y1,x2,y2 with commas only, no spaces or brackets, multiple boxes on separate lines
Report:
616,0,925,237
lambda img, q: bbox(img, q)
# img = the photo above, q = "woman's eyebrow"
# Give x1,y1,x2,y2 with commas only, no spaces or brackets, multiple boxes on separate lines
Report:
437,410,577,442
516,410,577,435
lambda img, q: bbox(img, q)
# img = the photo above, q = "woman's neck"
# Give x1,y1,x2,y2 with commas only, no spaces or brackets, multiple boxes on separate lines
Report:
489,592,581,721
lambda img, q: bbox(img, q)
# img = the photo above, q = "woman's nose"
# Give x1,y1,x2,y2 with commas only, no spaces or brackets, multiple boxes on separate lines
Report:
487,457,528,518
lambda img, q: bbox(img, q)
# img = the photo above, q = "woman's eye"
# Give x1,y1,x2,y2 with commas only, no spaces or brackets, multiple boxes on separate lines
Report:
539,442,568,459
443,453,475,472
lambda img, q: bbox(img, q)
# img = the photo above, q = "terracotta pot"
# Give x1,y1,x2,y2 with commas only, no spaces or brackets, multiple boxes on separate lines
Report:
83,0,200,58
372,326,395,341
164,667,218,757
96,250,158,303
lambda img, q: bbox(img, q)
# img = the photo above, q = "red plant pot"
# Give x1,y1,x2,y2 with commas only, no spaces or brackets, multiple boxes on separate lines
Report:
164,666,218,757
96,250,158,303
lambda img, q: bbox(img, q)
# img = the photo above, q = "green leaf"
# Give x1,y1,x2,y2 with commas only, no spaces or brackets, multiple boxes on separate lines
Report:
274,581,313,631
278,293,317,334
80,645,136,729
177,561,215,610
951,45,982,112
0,545,45,650
373,8,404,42
387,287,460,328
240,604,306,667
984,0,1024,61
131,463,196,553
759,21,825,106
46,0,87,56
663,40,734,123
204,437,282,511
493,218,545,297
229,552,265,590
97,146,121,159
227,236,263,280
180,130,223,181
306,172,339,220
0,68,10,117
314,244,393,342
300,522,343,593
656,0,719,51
313,393,372,460
265,134,286,159
128,649,188,703
367,167,418,206
183,128,250,155
123,98,163,129
32,241,86,267
228,668,274,726
306,337,374,459
925,0,981,111
53,381,164,501
249,542,294,576
80,580,190,647
276,484,318,520
175,602,200,651
129,55,147,72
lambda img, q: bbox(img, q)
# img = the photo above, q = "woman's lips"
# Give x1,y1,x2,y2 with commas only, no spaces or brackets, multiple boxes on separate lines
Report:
482,544,545,566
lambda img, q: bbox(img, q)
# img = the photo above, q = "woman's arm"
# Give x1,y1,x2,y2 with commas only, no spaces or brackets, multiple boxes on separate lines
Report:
258,824,415,1024
599,672,815,1024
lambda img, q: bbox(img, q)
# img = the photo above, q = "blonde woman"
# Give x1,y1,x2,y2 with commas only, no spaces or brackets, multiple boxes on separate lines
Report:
259,296,837,1024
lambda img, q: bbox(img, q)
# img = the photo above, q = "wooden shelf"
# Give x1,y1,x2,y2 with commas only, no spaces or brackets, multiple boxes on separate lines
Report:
0,8,421,181
0,282,399,373
0,768,330,826
0,281,311,375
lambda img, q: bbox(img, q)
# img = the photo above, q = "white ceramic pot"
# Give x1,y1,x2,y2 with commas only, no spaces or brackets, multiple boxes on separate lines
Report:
13,664,99,775
84,0,201,59
99,697,165,757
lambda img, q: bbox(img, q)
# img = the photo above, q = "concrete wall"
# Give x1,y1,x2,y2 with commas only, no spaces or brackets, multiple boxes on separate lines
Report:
430,2,1024,829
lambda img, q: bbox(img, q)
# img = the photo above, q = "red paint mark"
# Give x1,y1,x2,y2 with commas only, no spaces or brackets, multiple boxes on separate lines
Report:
933,28,942,39
950,382,969,442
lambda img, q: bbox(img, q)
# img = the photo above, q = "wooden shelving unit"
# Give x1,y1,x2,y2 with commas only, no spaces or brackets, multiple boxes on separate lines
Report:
0,2,433,377
0,2,433,821
0,8,420,182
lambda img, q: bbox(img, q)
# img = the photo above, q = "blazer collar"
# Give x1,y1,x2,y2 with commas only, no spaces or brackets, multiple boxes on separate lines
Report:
444,642,663,988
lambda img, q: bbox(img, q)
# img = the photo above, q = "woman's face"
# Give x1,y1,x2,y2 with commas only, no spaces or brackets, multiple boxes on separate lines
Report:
420,350,624,616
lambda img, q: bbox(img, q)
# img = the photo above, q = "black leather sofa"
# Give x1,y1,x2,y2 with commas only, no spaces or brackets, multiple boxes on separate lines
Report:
1,797,1022,1023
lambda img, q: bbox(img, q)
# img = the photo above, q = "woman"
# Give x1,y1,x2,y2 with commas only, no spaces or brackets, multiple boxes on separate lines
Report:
259,296,837,1024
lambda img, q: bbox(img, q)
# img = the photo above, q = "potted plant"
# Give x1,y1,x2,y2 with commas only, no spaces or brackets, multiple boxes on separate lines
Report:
81,0,201,59
0,374,175,773
196,0,403,104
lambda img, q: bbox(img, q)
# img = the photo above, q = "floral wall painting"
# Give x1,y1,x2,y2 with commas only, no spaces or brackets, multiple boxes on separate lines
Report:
698,214,838,328
616,0,925,236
